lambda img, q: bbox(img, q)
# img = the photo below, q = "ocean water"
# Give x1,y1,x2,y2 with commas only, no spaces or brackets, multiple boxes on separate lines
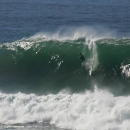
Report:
1,0,130,130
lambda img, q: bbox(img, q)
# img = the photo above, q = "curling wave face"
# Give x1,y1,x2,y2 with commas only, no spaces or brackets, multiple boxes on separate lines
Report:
0,30,130,94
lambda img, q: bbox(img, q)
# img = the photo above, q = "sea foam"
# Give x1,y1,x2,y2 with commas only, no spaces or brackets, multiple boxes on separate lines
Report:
0,87,130,130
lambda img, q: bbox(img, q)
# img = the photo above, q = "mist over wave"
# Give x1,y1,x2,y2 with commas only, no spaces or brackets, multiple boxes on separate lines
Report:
29,26,117,41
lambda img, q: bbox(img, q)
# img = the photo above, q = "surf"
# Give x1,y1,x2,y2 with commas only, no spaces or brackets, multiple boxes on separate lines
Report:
1,87,130,130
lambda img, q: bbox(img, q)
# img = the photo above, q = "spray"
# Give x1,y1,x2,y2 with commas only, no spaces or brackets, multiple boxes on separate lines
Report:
83,37,99,76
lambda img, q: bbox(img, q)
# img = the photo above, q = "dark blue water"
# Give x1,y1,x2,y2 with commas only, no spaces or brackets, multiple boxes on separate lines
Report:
0,0,130,43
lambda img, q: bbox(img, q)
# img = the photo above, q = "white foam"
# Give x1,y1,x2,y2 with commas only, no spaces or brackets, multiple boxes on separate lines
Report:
120,64,130,77
0,40,35,51
0,87,130,130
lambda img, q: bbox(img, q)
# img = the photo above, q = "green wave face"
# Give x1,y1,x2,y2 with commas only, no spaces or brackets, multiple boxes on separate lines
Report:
1,38,130,95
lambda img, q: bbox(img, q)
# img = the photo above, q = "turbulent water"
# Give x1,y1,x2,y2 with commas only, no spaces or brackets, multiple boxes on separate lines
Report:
1,0,130,130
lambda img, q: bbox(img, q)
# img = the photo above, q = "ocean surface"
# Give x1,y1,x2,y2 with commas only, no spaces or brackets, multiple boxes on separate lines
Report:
1,0,130,130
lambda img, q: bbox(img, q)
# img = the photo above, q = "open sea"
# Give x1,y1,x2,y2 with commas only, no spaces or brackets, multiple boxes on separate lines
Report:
1,0,130,130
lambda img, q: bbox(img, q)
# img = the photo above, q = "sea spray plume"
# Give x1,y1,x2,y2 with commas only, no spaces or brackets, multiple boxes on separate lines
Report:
28,26,116,42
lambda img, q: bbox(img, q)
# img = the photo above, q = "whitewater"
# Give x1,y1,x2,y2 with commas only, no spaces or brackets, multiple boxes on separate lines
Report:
1,87,130,130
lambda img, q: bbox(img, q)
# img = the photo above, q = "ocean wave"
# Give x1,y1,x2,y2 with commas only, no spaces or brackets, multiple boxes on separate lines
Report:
0,34,130,94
